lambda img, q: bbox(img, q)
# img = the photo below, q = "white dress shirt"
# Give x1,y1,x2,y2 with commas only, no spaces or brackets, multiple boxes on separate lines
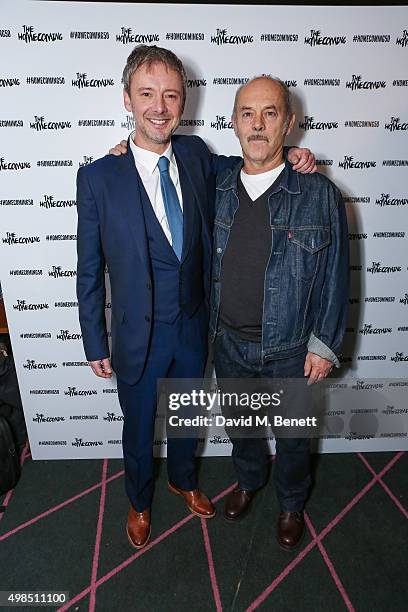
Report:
129,131,183,245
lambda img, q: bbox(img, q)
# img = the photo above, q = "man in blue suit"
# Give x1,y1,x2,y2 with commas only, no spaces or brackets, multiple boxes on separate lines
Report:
77,45,314,549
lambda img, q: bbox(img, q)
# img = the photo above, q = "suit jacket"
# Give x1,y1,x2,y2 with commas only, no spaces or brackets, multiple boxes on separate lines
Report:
76,134,236,384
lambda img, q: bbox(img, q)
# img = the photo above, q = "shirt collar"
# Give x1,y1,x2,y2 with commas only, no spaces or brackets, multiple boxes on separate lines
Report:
129,131,177,178
217,158,301,195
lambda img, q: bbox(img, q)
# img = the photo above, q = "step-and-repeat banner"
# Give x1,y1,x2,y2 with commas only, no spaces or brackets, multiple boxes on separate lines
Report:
1,2,407,458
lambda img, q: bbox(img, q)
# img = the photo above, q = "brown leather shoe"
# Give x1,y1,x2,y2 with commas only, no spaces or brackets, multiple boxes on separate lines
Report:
168,482,216,518
224,488,255,521
126,507,151,549
277,511,305,551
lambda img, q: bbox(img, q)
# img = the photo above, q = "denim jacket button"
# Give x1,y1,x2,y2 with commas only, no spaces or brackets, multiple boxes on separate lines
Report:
216,247,222,254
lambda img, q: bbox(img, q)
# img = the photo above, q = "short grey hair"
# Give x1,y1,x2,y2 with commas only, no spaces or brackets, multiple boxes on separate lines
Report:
122,45,187,109
232,75,293,130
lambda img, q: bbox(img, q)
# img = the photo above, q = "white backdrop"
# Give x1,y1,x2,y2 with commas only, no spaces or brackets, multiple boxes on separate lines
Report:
1,2,407,458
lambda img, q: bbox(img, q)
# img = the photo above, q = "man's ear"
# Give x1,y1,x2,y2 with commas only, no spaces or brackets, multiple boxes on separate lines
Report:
231,114,238,138
285,113,296,136
123,89,132,113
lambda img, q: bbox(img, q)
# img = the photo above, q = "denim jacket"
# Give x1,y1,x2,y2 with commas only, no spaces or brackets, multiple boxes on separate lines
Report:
209,159,349,365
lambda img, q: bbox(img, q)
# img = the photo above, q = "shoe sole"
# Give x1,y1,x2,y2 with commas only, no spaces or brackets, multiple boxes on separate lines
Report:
126,525,151,550
168,483,216,519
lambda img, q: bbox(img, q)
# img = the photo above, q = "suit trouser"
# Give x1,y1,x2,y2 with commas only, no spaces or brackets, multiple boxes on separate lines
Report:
214,326,311,512
117,308,207,512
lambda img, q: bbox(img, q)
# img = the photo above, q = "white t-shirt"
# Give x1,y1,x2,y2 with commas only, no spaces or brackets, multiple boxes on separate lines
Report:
240,163,285,201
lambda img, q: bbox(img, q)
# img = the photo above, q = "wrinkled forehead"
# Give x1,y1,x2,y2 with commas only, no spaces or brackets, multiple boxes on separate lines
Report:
236,78,285,110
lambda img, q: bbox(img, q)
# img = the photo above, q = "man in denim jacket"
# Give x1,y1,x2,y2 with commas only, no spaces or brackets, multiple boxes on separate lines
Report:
209,76,349,550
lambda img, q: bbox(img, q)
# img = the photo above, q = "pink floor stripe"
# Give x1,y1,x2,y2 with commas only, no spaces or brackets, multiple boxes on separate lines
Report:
246,540,317,611
245,452,404,611
318,451,405,540
357,453,408,519
211,482,237,504
58,481,237,611
89,460,108,612
305,512,355,611
57,513,196,611
0,469,124,541
201,519,223,612
0,440,30,524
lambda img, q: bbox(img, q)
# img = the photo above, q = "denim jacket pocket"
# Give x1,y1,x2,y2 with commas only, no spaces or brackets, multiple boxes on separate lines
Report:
290,228,330,280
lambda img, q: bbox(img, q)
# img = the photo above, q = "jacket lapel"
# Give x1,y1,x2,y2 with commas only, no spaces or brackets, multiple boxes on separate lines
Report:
173,140,211,249
115,146,150,274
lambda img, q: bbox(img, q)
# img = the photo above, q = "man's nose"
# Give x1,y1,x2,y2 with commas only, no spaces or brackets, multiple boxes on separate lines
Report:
152,95,167,114
252,114,265,131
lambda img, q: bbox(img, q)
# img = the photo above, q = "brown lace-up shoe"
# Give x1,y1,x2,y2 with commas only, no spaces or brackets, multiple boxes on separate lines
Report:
277,511,305,551
168,482,216,518
126,507,151,549
224,488,255,521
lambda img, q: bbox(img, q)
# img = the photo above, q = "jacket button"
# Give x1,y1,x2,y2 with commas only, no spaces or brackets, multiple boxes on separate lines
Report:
216,247,222,254
145,315,151,322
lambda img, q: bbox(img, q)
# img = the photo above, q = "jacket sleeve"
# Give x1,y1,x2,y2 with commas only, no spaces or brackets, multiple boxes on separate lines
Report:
76,167,109,361
211,153,242,176
309,186,349,365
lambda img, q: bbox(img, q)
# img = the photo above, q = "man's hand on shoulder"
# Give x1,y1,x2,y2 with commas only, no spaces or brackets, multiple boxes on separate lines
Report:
304,352,333,385
288,147,316,174
89,357,112,378
109,140,128,156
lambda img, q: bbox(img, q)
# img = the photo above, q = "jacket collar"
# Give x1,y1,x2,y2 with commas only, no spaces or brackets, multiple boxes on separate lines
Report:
217,157,301,195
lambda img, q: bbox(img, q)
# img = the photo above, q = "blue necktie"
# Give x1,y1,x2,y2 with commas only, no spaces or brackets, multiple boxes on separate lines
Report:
157,156,183,260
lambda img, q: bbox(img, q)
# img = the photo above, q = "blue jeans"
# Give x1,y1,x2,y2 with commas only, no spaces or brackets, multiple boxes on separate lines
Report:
214,326,311,512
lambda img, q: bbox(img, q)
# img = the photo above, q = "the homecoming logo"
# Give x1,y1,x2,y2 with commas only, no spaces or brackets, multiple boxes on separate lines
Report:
338,156,376,169
396,30,408,47
359,323,392,335
56,330,82,341
116,27,159,44
65,387,98,397
33,414,65,423
375,193,408,207
72,73,114,88
211,115,233,130
0,78,20,87
18,25,63,43
72,438,103,447
367,261,401,274
48,266,77,278
345,75,386,90
79,156,94,167
304,29,346,46
298,115,338,130
39,195,76,209
391,352,408,363
384,117,408,132
13,300,49,311
23,359,57,370
121,115,136,131
30,116,71,131
0,157,30,171
103,412,124,422
2,231,40,245
186,79,207,88
211,29,253,45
